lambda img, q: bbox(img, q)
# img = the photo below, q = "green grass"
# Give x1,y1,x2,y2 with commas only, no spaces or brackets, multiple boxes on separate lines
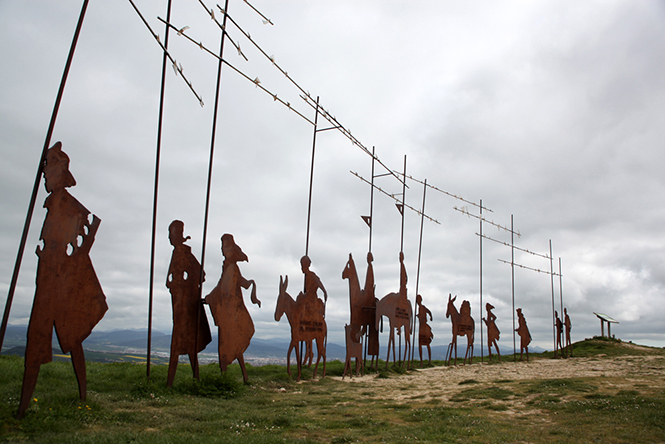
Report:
1,338,664,443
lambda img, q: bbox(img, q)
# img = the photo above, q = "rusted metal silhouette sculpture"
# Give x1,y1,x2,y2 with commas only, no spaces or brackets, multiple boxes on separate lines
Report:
342,324,364,378
17,142,108,419
165,220,211,387
342,253,378,369
204,234,260,383
555,310,564,358
416,294,433,366
482,302,500,362
516,308,531,361
275,275,326,381
564,307,572,357
445,294,475,365
375,252,412,368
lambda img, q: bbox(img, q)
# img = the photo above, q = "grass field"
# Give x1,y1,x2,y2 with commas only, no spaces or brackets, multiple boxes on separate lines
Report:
1,337,664,443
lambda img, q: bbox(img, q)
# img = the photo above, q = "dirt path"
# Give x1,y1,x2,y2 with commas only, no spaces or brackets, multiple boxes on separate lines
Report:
332,353,665,404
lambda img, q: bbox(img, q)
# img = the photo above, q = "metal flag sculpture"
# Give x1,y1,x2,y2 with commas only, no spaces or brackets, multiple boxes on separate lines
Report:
415,294,433,366
205,234,260,383
17,142,108,419
165,220,211,387
516,308,532,361
274,273,327,381
482,303,501,362
445,294,475,365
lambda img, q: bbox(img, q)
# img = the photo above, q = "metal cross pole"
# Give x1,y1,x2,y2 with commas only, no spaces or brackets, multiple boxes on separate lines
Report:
479,199,483,364
0,0,90,351
550,240,556,358
304,96,320,258
559,257,563,322
398,155,406,366
409,179,427,368
196,0,230,363
511,215,516,361
361,147,376,368
146,0,173,380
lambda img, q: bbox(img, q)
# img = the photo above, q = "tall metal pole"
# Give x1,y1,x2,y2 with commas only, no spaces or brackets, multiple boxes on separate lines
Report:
511,215,516,361
146,0,173,379
558,257,563,319
410,179,427,367
196,0,230,359
479,199,483,363
399,155,407,254
368,147,375,254
0,0,90,351
305,96,320,258
550,239,556,357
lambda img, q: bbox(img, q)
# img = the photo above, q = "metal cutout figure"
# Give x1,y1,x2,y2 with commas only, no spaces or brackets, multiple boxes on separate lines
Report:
564,307,572,357
445,294,475,365
204,234,260,383
516,308,531,361
18,142,108,419
363,252,379,370
165,220,211,387
482,302,501,362
415,294,433,366
342,324,363,378
275,275,327,381
555,310,564,358
342,253,378,369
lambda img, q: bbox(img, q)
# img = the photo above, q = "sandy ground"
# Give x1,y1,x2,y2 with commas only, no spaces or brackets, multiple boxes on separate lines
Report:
331,347,665,404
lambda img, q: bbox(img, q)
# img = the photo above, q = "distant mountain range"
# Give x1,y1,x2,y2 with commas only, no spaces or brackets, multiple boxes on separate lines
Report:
1,326,545,364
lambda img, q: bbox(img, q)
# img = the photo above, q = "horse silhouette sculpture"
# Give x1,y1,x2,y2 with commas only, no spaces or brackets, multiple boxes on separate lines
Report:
375,292,412,368
274,275,326,381
342,253,378,366
445,294,475,365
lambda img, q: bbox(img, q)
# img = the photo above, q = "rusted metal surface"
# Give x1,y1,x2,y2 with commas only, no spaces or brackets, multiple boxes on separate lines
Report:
342,324,363,378
165,220,211,387
416,294,433,366
375,252,412,368
275,274,326,381
342,253,378,370
18,142,108,419
205,234,260,383
555,310,564,358
516,308,532,361
445,294,474,365
483,303,501,362
564,308,572,357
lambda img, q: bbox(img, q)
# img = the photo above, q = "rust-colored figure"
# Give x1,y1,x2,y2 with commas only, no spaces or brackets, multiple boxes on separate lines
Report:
482,303,501,362
555,310,564,358
515,308,531,361
375,253,412,368
165,220,212,387
564,308,572,357
416,294,433,366
342,324,363,379
205,234,260,383
375,292,412,368
342,253,378,370
445,294,475,365
18,142,108,419
363,252,379,370
297,255,327,367
275,275,327,381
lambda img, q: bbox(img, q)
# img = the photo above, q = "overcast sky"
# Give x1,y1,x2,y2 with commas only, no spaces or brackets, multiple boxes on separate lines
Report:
1,1,664,353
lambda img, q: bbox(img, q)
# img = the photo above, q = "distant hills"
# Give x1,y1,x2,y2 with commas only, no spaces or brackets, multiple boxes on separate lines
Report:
2,325,544,364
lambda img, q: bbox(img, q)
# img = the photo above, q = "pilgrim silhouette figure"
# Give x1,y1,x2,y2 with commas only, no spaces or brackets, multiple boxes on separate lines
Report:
205,234,260,383
18,142,108,419
165,220,211,387
416,294,433,366
483,303,501,362
516,308,532,362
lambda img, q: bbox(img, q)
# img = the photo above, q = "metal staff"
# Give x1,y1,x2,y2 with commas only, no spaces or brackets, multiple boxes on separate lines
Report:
0,0,90,350
146,0,173,380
